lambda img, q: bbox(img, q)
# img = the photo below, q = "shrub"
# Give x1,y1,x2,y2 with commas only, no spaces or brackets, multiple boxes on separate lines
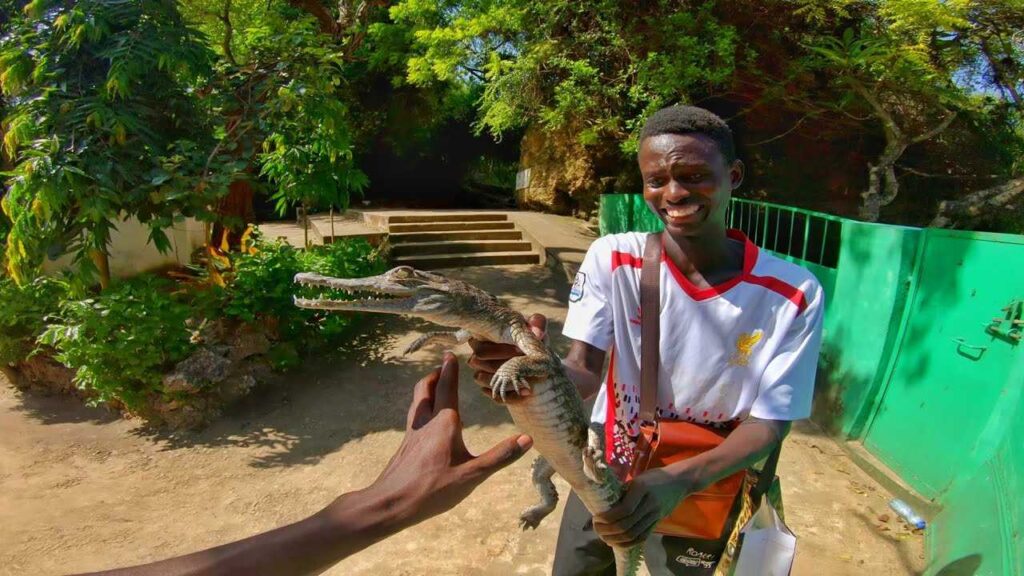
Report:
39,276,196,410
224,236,386,345
0,276,67,366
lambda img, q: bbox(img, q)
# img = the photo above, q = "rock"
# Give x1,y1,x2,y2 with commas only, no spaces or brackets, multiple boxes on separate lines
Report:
228,323,271,362
162,347,232,393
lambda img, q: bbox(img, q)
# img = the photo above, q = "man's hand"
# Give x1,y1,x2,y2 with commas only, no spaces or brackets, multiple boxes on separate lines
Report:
591,468,693,548
346,352,535,530
467,313,547,402
83,355,533,576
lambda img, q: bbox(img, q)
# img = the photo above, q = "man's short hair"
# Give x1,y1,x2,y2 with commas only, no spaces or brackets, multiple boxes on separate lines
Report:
639,105,736,162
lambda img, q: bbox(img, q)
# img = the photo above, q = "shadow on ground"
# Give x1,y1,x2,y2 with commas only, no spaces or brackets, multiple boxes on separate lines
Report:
110,264,572,469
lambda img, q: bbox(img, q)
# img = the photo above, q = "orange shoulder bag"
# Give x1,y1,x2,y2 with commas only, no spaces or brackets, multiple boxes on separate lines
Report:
627,232,779,541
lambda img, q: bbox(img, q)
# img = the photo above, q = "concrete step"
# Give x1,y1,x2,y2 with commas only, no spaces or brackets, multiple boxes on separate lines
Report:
388,221,516,233
394,251,541,270
388,230,524,244
386,213,508,224
391,240,534,257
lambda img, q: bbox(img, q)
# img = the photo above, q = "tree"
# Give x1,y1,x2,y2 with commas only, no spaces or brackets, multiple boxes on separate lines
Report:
0,0,229,287
807,28,962,221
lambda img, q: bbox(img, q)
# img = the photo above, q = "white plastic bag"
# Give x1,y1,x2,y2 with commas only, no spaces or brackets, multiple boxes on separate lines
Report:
731,495,796,576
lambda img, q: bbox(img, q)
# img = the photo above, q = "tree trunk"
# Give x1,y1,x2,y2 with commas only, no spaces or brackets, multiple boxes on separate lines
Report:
930,177,1024,229
90,249,111,290
302,201,310,249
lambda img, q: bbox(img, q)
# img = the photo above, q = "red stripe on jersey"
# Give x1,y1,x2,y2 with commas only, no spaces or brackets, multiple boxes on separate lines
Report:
611,250,643,271
745,274,809,313
662,230,758,300
604,347,617,465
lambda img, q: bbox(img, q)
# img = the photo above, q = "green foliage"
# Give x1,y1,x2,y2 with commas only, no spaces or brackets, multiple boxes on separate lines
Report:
394,0,738,150
251,17,368,216
0,0,227,285
39,276,196,409
223,235,386,344
0,275,66,365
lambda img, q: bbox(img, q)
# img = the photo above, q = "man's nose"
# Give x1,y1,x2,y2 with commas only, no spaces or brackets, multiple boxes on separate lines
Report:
664,180,691,203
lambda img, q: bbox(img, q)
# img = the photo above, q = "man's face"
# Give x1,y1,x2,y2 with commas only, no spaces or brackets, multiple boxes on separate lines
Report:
638,132,743,238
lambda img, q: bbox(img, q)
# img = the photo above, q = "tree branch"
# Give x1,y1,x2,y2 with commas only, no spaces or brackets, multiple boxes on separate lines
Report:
289,0,339,35
748,111,819,146
220,0,237,66
910,111,957,145
930,177,1024,228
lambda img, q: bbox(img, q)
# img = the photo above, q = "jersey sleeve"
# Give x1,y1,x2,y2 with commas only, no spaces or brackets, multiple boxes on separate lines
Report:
562,237,615,351
750,280,825,421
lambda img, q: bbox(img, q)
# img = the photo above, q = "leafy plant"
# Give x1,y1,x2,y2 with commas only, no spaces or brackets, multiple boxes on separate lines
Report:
223,235,386,345
0,276,66,365
39,277,196,409
0,0,227,287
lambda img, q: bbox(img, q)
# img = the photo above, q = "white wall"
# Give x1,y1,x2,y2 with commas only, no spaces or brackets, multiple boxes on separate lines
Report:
42,216,207,279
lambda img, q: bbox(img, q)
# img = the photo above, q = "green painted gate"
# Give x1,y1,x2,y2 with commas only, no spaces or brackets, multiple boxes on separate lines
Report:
862,229,1024,500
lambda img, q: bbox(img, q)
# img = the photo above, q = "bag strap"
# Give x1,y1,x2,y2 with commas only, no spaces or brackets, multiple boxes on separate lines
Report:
639,232,662,425
640,230,783,500
753,438,783,501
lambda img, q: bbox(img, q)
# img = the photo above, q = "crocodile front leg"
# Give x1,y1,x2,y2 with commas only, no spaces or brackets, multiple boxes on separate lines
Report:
519,456,558,529
490,354,555,401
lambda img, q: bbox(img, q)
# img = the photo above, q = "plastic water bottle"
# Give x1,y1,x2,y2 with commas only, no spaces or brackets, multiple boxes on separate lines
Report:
889,498,926,530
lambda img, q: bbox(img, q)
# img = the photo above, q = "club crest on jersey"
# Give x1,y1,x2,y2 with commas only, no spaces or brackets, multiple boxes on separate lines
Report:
569,272,587,302
729,329,764,367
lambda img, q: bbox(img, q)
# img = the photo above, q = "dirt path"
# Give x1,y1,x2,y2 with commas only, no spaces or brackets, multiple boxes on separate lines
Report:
0,264,923,575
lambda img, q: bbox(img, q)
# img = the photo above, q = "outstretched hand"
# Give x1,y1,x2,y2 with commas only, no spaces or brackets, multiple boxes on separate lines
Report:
467,313,548,402
81,356,533,576
351,352,535,530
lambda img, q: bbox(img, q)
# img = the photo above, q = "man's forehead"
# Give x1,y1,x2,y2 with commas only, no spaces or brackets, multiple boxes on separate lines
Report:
638,133,725,167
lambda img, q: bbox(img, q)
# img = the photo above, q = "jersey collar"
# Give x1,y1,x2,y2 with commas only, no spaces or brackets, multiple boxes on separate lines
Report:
661,229,759,301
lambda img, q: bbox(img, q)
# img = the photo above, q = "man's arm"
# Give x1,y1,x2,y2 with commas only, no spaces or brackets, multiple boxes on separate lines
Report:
592,417,789,548
79,354,533,576
560,339,606,401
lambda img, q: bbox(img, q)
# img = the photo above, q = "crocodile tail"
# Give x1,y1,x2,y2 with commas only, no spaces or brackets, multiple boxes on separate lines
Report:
614,543,644,576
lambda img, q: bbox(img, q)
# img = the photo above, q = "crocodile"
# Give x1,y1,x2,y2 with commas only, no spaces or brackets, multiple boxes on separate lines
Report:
294,265,644,575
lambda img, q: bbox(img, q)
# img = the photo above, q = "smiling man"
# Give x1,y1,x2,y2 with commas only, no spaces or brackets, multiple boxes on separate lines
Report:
471,105,825,575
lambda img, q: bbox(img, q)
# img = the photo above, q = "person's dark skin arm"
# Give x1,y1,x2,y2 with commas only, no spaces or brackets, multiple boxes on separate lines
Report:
592,417,789,547
79,354,532,576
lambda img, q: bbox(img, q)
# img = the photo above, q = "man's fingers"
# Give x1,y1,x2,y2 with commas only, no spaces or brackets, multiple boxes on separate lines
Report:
464,434,533,479
593,487,647,525
407,368,439,430
467,355,505,374
433,352,459,415
468,339,523,361
527,313,548,341
596,508,661,547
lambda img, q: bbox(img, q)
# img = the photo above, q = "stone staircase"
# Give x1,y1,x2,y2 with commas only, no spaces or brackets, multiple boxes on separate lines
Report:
385,213,541,269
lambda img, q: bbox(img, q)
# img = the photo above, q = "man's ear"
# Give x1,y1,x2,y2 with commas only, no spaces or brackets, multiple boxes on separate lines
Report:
729,159,745,190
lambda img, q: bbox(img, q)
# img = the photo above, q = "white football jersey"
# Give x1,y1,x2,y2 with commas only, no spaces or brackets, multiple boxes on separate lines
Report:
563,230,824,469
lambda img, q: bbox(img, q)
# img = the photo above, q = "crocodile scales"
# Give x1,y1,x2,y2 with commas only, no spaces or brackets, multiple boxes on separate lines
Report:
294,266,644,575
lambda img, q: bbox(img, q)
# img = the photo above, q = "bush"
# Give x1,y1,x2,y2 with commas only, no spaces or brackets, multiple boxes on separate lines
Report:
0,276,67,366
224,236,386,345
39,276,196,410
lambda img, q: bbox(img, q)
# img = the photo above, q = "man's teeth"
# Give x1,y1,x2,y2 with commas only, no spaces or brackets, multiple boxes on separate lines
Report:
666,205,700,218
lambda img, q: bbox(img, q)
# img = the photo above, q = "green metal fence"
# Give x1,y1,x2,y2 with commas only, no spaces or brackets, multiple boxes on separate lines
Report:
599,193,1024,576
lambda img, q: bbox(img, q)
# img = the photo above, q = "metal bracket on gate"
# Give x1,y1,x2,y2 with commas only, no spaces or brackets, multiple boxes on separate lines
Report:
985,299,1023,344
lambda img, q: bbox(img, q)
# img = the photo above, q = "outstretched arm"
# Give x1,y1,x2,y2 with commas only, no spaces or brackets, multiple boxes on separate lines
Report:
79,354,533,576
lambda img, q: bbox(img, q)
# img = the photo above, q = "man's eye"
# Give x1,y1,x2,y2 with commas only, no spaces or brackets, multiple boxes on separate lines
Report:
684,173,708,183
646,179,666,188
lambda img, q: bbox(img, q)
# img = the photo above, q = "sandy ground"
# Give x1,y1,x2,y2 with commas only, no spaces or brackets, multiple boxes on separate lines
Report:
0,264,924,575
